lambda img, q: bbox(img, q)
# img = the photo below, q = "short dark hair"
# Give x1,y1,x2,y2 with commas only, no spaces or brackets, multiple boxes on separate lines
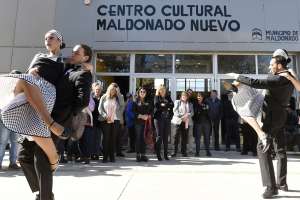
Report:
211,90,218,94
273,55,291,68
79,44,93,63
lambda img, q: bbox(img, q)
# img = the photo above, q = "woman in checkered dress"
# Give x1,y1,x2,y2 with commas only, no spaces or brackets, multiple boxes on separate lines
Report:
0,30,69,171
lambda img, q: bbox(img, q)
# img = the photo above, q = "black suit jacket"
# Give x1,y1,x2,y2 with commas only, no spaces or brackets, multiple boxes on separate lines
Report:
237,72,294,133
51,64,92,124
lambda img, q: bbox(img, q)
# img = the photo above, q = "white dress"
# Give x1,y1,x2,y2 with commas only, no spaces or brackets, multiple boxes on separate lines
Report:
231,84,265,118
0,74,56,138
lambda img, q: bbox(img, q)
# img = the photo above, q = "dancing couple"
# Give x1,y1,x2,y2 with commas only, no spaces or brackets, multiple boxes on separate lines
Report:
0,30,92,200
225,49,298,198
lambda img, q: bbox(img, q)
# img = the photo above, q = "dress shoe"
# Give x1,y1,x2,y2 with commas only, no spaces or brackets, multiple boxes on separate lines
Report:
140,155,148,162
157,154,163,161
84,158,90,164
110,158,115,163
127,150,135,153
35,193,55,200
116,153,125,157
171,153,177,157
277,184,288,191
136,154,141,162
241,151,248,155
206,151,212,157
252,152,257,157
225,148,230,152
8,163,21,170
182,153,188,157
195,153,200,157
262,186,278,199
164,154,170,160
215,147,220,151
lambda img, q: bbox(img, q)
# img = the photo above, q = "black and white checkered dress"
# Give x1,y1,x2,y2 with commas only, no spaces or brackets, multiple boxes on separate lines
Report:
0,74,56,138
231,84,265,118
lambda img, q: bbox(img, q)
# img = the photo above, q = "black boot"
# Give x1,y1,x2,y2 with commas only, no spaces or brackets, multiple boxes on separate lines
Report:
157,153,162,161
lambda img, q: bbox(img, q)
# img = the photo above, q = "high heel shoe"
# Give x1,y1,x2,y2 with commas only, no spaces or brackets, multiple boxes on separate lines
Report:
50,158,60,173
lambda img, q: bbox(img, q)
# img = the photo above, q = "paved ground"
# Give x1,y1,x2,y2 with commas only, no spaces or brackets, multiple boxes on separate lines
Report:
1,150,300,200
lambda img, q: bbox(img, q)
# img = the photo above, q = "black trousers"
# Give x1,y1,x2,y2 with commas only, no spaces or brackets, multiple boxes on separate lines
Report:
211,119,220,149
102,122,117,161
174,122,189,154
258,127,287,187
127,126,136,151
241,123,258,154
18,139,53,200
225,118,240,149
79,126,93,158
114,120,122,154
154,117,171,156
194,122,211,152
91,126,102,156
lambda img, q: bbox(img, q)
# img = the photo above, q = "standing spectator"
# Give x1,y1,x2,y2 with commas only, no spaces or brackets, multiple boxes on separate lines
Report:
91,82,103,160
115,86,125,157
171,91,194,157
154,85,174,161
0,117,20,170
133,87,152,162
207,90,222,151
98,83,124,163
125,93,136,153
79,94,95,164
186,88,196,154
193,92,212,157
223,91,241,152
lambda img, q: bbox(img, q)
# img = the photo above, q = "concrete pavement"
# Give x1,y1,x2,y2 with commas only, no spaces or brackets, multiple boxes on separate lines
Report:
1,150,300,200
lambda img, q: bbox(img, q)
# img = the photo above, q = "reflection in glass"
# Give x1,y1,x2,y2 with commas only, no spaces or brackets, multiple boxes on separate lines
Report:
175,55,212,73
176,78,211,98
258,55,272,74
135,54,172,73
218,55,255,74
96,54,130,72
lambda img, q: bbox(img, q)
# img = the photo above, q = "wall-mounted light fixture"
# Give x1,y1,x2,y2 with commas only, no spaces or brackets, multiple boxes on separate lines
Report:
84,0,91,6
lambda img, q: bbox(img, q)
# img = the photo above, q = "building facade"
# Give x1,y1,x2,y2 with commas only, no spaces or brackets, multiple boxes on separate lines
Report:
1,0,300,100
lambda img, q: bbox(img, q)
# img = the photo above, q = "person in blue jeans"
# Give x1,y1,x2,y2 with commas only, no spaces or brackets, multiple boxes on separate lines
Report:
0,118,20,170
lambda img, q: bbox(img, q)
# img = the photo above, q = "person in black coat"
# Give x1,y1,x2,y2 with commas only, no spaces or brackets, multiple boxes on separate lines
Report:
193,92,212,157
154,85,174,161
133,87,153,162
232,49,294,198
223,91,240,152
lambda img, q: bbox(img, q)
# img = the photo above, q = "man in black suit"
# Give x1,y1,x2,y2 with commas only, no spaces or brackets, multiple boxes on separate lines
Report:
19,44,93,200
232,49,293,199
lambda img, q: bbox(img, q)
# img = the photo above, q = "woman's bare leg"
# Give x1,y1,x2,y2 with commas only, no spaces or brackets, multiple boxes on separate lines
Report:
32,137,59,171
14,79,63,170
242,116,267,141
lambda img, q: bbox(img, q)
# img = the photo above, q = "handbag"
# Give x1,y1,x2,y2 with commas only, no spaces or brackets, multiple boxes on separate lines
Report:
171,115,182,125
65,111,87,141
144,117,155,151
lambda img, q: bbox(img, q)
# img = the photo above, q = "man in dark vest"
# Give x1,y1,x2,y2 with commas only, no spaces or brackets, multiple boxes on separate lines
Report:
231,49,293,199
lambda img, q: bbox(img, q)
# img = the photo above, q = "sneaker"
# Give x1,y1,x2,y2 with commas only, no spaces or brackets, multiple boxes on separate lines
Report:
262,186,278,199
8,163,21,170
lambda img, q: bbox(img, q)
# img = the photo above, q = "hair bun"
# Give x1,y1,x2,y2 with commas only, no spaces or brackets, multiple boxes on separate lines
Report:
60,42,66,49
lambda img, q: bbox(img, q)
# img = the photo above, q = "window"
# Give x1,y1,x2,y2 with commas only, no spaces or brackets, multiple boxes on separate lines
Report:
175,55,212,73
135,54,172,73
258,55,272,74
218,55,255,74
96,53,130,73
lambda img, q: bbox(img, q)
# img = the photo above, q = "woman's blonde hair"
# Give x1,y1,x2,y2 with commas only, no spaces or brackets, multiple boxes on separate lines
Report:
155,84,166,96
105,82,118,98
